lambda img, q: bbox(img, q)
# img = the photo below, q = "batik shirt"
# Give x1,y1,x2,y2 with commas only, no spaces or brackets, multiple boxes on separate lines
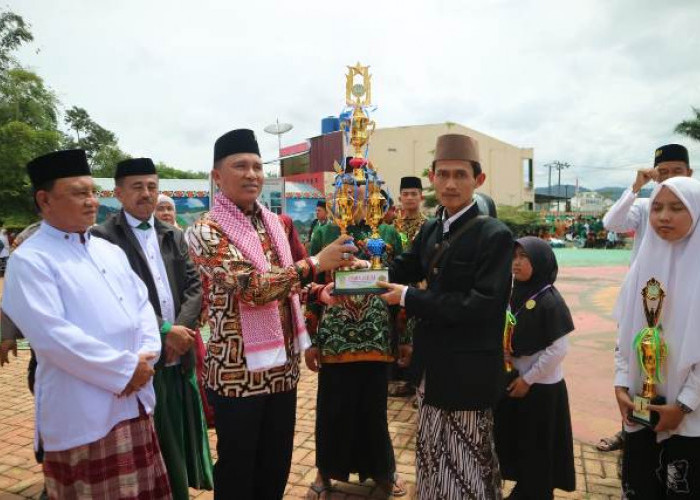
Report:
307,222,405,363
394,213,429,340
188,209,313,398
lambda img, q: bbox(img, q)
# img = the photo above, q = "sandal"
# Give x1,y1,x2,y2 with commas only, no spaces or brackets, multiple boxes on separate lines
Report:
377,473,408,497
595,431,624,452
306,480,332,499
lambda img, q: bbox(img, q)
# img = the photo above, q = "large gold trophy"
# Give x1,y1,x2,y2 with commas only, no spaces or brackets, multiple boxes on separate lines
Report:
630,278,667,427
329,63,389,295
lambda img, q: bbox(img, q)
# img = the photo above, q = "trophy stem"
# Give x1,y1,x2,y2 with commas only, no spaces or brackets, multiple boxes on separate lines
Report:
370,255,382,270
641,378,656,399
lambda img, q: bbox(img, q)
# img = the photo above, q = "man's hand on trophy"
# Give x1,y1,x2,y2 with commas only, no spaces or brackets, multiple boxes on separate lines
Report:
316,236,358,271
377,281,407,306
614,386,635,426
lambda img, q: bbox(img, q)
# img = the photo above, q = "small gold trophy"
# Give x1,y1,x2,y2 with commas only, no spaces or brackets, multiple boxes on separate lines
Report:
503,310,519,387
330,62,389,295
630,278,667,427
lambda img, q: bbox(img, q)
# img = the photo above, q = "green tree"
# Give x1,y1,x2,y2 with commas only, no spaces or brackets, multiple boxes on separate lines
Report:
155,162,208,179
675,107,700,142
91,145,131,178
0,11,33,73
0,68,58,129
64,105,117,167
0,121,61,221
496,204,545,237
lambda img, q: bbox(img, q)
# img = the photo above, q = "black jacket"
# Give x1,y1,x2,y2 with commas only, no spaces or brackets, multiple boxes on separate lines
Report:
91,210,202,332
389,204,513,410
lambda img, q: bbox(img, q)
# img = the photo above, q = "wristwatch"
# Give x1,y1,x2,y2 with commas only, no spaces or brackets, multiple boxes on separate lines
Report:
676,400,693,414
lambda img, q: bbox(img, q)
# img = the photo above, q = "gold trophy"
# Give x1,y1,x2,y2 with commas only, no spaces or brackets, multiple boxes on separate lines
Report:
330,62,389,295
630,278,667,427
503,310,519,387
341,63,375,182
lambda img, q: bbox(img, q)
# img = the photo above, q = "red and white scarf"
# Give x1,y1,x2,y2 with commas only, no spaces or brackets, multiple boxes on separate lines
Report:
210,192,310,371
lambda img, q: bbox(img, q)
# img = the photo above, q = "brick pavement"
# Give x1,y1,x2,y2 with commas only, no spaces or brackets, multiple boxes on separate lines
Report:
0,351,622,500
0,262,625,499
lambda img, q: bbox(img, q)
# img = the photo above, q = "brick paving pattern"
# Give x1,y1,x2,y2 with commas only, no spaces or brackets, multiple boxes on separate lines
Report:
0,257,626,499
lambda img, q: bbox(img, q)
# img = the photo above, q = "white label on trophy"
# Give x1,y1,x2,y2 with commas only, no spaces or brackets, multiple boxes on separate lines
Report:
334,269,389,293
633,395,651,422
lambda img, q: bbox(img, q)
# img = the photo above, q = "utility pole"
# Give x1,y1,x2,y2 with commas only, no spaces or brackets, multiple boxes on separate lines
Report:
545,161,571,213
545,163,553,212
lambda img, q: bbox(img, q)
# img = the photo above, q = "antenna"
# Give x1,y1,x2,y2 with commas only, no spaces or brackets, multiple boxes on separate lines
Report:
264,119,293,177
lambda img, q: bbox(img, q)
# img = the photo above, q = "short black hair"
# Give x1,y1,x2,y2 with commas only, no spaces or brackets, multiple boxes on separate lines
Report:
32,179,56,213
432,160,482,177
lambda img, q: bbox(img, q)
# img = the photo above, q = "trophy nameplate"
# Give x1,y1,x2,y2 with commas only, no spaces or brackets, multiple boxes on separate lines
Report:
333,269,389,295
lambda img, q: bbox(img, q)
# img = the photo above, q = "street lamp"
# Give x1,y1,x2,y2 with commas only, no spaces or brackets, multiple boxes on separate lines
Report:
264,119,293,177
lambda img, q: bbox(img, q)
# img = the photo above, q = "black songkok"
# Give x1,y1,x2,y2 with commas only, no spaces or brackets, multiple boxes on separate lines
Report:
114,158,156,179
214,129,260,162
316,200,327,208
654,144,689,166
400,176,423,191
26,149,90,189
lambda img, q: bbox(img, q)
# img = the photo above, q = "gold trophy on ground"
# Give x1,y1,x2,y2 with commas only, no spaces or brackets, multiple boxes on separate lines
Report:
630,278,667,427
330,62,389,295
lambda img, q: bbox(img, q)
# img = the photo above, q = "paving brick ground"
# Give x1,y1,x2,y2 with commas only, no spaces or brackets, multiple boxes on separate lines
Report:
0,260,626,499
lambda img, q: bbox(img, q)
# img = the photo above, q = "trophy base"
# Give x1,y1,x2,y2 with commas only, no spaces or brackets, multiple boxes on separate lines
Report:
629,394,666,428
505,369,520,391
333,268,389,295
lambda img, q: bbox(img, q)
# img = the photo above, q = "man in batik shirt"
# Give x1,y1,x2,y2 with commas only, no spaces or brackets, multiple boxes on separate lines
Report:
187,129,355,500
389,176,428,397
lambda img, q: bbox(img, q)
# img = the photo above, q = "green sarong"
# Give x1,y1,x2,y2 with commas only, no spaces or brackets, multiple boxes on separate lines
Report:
153,360,214,500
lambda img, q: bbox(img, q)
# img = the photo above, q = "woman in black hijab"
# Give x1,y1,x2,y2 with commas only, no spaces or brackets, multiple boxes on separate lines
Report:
495,236,576,499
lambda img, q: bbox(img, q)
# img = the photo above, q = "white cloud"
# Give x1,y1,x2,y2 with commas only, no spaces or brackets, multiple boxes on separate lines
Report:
8,0,700,189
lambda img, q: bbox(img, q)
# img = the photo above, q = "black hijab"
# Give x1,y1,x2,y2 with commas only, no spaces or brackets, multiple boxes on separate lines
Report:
510,237,574,356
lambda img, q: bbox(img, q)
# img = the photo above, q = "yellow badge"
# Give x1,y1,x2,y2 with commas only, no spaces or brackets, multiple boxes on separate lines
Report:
526,299,536,310
655,149,662,157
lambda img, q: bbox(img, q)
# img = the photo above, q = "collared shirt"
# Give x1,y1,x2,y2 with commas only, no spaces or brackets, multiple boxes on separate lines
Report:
124,212,176,325
2,222,160,451
442,200,477,234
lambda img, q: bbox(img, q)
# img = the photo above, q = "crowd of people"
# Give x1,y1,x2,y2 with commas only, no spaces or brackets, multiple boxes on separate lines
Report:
0,131,697,500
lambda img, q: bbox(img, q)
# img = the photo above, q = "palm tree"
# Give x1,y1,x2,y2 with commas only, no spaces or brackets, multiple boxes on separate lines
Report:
675,107,700,142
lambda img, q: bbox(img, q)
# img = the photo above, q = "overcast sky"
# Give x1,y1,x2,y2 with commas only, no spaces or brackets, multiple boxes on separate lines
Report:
9,0,700,189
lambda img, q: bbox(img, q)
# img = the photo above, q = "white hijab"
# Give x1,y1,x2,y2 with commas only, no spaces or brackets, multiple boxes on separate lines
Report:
615,176,700,438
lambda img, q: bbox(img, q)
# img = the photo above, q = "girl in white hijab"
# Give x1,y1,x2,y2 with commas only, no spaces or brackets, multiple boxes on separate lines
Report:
614,176,700,497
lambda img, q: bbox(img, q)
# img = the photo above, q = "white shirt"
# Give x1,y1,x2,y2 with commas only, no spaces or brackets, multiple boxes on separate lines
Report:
602,187,649,263
1,222,161,451
514,336,568,385
124,212,176,325
442,200,477,234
